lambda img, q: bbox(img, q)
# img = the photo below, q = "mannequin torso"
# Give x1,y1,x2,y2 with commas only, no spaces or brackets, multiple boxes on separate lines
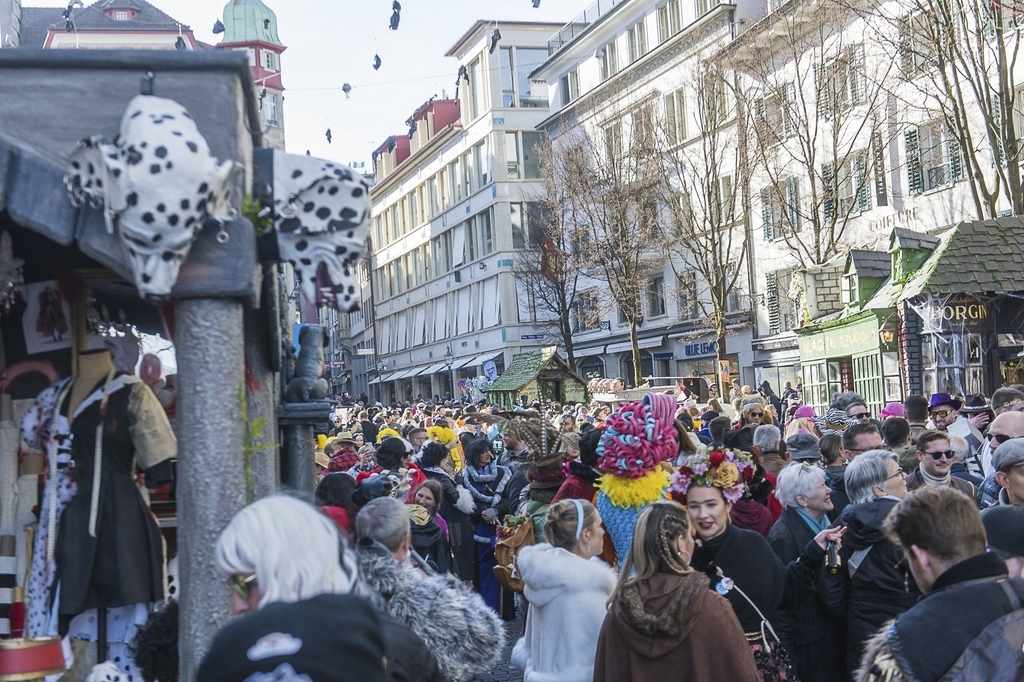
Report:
67,351,114,417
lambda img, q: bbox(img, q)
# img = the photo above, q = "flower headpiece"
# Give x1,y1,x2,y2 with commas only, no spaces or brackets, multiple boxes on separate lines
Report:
669,447,755,504
596,393,678,479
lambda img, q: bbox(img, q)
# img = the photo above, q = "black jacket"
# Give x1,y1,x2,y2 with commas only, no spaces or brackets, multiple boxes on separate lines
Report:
819,497,920,679
767,507,848,682
827,465,850,521
421,468,475,581
862,553,1024,682
381,616,445,682
691,523,786,635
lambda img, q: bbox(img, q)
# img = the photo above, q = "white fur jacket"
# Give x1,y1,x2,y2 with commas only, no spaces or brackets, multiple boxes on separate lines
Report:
511,544,618,682
357,541,504,682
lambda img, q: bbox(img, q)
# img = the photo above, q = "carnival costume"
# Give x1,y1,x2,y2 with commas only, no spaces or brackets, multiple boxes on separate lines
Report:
458,461,512,613
594,393,676,567
22,363,175,676
670,448,795,682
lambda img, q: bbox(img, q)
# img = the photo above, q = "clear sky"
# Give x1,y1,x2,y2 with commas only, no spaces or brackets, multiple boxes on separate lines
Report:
22,0,593,165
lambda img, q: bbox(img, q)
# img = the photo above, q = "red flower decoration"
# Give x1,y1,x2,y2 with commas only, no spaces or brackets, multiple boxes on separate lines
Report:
743,466,755,482
709,451,726,468
680,466,694,477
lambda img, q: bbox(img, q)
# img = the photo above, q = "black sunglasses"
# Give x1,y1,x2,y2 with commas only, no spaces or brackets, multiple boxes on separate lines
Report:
990,433,1021,445
922,449,955,460
849,412,870,421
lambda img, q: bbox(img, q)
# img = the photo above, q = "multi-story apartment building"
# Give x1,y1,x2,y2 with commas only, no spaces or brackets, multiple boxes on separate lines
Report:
350,21,565,404
532,0,1023,409
531,0,764,391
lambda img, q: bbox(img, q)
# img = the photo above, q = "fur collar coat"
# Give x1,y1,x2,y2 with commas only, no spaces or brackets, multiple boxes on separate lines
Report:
357,542,505,682
511,544,617,682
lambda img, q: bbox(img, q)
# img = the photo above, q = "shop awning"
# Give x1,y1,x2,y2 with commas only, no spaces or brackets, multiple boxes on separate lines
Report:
419,362,449,376
389,368,418,380
573,345,605,357
605,336,665,354
462,351,502,369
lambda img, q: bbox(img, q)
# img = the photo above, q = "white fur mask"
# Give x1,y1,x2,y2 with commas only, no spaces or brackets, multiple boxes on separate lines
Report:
268,152,369,311
67,95,236,303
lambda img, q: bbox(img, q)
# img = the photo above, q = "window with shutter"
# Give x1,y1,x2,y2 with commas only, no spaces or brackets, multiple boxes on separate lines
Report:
905,126,924,195
822,162,836,220
781,82,795,138
814,63,832,120
855,150,870,212
767,272,781,336
991,93,1006,167
847,45,865,105
948,128,964,182
872,129,888,206
760,187,775,240
785,176,800,232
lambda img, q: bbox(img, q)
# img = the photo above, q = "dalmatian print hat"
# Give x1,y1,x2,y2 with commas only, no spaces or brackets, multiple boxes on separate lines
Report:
268,151,369,312
66,95,237,303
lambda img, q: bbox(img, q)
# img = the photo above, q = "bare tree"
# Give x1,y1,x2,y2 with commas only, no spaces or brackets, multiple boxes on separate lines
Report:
731,0,898,267
861,0,1024,218
511,138,589,371
659,61,750,397
553,107,664,386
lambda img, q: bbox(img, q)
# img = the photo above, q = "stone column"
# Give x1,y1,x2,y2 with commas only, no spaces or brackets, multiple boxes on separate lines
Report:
175,298,247,681
243,266,281,500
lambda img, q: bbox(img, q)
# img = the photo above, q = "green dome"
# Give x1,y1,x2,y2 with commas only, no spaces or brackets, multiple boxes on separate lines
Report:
221,0,283,46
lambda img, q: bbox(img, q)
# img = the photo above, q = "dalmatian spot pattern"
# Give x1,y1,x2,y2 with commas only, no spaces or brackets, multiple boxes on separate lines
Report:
66,94,236,301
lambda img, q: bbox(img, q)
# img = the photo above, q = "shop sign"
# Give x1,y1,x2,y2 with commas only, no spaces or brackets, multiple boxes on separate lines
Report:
919,295,989,333
798,316,879,361
684,340,717,357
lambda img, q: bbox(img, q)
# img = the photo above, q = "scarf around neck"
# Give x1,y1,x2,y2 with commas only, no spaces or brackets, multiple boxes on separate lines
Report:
795,507,831,534
919,467,951,486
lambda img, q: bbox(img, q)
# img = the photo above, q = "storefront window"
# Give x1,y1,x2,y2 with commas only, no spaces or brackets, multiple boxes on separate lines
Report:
883,352,903,402
920,332,986,396
803,361,830,413
578,356,605,381
853,353,884,415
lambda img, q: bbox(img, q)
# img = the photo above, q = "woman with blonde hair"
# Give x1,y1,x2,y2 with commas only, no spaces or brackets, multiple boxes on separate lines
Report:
593,501,758,682
512,499,616,682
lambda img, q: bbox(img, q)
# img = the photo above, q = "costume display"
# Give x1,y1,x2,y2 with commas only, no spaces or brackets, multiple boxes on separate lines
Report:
594,394,675,567
22,351,176,651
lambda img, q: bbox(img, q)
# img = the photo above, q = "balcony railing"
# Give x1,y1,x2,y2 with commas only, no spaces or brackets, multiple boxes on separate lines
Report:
547,0,626,54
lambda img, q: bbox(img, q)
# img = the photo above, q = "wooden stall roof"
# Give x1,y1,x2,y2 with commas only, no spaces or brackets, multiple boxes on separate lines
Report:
485,347,586,394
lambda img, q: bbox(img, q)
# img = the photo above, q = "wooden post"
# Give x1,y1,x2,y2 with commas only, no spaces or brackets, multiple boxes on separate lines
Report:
175,298,247,680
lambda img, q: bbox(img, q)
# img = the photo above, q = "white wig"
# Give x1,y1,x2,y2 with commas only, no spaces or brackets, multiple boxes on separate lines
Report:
774,461,826,508
216,494,358,607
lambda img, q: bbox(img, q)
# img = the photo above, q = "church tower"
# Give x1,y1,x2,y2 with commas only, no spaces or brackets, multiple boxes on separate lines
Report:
218,0,286,150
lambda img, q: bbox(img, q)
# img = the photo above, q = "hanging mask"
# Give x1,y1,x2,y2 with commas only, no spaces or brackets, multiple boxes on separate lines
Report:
261,150,369,312
66,95,237,303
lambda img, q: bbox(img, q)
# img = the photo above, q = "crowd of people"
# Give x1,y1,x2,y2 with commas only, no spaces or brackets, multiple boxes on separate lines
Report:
121,382,1024,682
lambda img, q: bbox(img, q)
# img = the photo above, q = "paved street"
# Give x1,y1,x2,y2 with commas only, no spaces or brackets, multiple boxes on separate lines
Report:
471,616,525,682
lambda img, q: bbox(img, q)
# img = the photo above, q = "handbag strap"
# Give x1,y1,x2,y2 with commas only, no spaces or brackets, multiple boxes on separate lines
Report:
726,579,782,645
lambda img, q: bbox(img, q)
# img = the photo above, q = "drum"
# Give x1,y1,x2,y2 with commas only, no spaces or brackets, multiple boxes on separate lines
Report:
0,637,65,681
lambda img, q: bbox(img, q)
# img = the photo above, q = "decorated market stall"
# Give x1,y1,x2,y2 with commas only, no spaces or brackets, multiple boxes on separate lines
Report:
484,347,587,407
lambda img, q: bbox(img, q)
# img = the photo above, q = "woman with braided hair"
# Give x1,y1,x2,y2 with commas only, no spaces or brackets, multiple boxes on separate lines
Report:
593,501,758,682
511,499,616,682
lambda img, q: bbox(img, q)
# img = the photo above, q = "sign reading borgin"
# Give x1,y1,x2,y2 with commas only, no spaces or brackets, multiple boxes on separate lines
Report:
919,294,990,333
684,340,717,357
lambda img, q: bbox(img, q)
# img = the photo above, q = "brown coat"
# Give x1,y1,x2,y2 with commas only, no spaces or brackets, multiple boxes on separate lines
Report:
593,572,758,682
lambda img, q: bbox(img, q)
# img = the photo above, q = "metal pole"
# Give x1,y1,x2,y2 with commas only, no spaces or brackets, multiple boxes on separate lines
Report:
175,298,247,681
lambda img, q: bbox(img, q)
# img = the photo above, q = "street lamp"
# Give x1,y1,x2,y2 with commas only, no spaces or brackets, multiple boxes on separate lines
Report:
878,320,896,346
444,345,454,400
376,359,386,403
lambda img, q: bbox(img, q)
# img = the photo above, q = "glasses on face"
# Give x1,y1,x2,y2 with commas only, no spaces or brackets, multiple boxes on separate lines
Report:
228,572,257,600
885,469,906,482
749,412,763,418
930,409,952,419
849,412,871,421
922,449,955,460
990,433,1021,445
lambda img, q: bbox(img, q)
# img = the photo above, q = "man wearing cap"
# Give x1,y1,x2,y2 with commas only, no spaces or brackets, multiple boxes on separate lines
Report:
787,432,823,464
976,412,1024,508
905,430,976,499
859,486,1024,682
989,438,1024,507
928,392,984,476
982,505,1024,578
